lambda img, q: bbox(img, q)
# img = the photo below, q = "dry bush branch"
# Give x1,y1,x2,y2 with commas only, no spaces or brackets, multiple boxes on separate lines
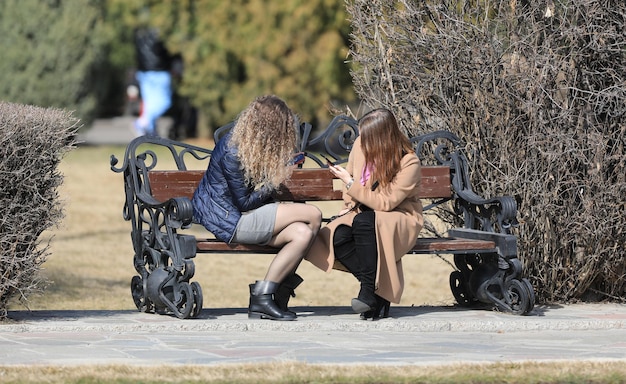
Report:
346,0,625,303
0,102,78,319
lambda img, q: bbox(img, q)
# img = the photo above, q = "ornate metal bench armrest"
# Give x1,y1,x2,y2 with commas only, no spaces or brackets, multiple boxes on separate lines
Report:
450,151,518,234
139,195,195,230
410,130,518,235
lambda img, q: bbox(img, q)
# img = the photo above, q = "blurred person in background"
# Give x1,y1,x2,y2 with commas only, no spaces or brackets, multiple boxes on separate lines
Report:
133,26,172,136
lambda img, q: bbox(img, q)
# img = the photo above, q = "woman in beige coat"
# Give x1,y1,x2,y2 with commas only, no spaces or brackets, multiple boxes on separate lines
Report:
306,108,423,319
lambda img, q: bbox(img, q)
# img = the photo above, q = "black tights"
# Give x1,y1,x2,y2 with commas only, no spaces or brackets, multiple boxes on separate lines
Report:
332,211,378,306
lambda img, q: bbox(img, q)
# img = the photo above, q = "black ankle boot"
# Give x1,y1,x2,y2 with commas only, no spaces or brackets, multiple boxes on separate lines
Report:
360,295,390,320
274,273,303,316
248,280,296,321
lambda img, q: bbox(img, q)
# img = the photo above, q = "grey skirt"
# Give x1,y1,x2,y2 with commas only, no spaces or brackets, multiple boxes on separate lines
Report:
232,202,279,245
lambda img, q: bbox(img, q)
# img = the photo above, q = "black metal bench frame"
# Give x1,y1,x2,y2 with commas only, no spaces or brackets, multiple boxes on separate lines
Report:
110,116,535,319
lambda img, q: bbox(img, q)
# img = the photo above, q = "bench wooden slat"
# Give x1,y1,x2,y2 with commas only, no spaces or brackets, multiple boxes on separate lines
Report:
420,166,451,198
275,170,341,201
148,166,451,203
409,237,495,252
149,170,205,202
194,237,495,254
195,239,279,253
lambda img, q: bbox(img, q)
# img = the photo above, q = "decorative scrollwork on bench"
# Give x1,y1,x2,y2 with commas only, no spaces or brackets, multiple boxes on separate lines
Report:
111,137,211,318
409,130,519,235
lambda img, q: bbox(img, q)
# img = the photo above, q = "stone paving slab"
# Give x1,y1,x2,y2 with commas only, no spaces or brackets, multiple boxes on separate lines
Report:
1,304,625,366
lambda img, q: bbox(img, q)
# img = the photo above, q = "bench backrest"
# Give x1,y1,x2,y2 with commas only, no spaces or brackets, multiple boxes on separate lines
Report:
148,166,451,203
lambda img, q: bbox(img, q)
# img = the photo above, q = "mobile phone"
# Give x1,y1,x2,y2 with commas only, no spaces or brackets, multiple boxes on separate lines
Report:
291,152,306,165
321,154,335,167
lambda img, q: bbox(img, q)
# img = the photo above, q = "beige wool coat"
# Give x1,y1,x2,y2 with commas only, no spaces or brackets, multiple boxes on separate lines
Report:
306,137,424,304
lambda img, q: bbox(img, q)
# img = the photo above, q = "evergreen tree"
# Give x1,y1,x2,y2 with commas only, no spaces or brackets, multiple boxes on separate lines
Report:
120,0,355,128
0,0,356,130
0,0,107,123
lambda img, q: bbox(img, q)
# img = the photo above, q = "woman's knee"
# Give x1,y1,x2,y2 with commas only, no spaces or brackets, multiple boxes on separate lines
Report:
333,224,353,247
299,205,322,233
352,211,375,230
281,221,315,245
276,203,321,230
306,205,322,227
296,221,316,240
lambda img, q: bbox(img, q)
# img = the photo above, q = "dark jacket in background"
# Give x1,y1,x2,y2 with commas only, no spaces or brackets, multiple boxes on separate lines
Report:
134,28,171,72
192,132,274,243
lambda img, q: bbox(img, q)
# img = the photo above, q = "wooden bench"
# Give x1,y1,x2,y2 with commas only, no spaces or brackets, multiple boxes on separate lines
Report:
111,117,535,319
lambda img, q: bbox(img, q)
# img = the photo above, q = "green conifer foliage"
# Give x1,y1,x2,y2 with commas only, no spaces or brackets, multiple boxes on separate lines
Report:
0,1,106,123
124,0,355,128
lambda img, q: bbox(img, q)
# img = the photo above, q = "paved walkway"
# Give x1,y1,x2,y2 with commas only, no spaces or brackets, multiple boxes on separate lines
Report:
76,116,173,146
2,303,625,366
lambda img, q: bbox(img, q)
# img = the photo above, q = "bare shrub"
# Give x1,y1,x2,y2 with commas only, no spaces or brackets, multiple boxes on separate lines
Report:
0,102,78,319
346,0,625,303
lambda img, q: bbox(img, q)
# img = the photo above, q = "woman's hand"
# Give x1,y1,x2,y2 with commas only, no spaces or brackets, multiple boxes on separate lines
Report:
328,163,353,186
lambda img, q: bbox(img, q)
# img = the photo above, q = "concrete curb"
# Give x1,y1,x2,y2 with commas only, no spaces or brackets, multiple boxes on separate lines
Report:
5,304,626,333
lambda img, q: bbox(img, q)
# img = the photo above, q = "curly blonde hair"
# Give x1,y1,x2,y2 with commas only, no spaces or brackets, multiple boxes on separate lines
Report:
230,95,298,190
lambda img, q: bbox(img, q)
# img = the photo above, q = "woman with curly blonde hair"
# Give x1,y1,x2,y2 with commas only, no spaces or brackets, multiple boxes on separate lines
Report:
193,95,321,321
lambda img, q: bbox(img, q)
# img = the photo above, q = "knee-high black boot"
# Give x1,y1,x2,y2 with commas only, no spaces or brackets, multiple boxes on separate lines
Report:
350,211,378,313
248,280,296,321
333,213,378,313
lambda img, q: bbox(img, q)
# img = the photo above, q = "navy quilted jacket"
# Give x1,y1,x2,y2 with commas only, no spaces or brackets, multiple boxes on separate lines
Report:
192,132,274,243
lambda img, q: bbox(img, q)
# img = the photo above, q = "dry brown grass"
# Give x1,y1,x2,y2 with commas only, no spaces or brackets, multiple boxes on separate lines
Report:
1,361,625,383
10,144,455,312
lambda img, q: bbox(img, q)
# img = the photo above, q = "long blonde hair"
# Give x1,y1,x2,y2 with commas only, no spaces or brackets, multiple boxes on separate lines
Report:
230,95,298,190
